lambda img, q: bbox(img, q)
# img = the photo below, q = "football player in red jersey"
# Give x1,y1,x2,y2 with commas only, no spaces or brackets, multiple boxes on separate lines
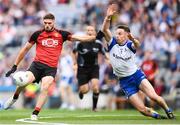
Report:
4,13,96,120
141,50,160,108
141,51,158,87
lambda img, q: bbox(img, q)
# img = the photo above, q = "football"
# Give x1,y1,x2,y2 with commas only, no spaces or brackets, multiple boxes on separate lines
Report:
13,71,29,86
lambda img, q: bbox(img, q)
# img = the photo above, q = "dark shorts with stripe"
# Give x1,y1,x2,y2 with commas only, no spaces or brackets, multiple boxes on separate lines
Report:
77,65,99,86
27,61,57,83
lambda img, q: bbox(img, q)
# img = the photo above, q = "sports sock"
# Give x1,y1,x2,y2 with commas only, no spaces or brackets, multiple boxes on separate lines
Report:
13,92,19,100
92,92,99,110
165,108,175,119
152,112,160,119
32,107,41,116
146,107,161,119
79,92,84,99
165,108,171,113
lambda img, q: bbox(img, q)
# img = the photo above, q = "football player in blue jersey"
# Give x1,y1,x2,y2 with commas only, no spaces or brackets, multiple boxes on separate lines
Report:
101,4,175,119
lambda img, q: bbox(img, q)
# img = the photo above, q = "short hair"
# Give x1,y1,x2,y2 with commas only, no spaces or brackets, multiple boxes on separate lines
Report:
116,25,130,33
43,13,55,20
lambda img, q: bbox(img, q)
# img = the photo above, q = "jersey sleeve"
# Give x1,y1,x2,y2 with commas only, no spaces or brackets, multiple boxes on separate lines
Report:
96,40,105,55
73,42,80,53
60,30,72,42
100,45,106,55
28,31,41,44
127,41,136,53
108,37,117,51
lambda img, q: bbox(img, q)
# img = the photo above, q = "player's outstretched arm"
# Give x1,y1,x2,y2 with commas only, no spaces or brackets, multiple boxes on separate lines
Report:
5,42,33,77
14,42,33,66
102,4,117,42
71,35,96,42
127,33,141,49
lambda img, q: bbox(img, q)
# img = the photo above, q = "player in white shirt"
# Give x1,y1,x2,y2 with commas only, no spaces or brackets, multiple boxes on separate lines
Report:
58,48,76,110
101,4,175,119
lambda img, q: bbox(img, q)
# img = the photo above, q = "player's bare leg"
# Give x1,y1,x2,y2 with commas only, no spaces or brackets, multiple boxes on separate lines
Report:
67,86,76,110
4,71,35,109
79,84,89,99
91,78,99,111
129,92,167,119
139,79,175,119
4,86,26,110
60,85,76,110
59,86,68,109
31,76,54,120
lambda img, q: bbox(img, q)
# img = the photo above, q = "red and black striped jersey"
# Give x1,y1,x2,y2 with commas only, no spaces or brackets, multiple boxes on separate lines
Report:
28,28,72,67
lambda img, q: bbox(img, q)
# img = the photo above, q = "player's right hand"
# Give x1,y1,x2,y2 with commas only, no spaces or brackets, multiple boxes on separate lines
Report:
5,65,17,77
106,4,118,17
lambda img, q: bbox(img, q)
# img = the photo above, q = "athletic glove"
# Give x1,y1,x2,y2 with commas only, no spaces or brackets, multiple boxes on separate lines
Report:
96,30,104,40
5,65,17,77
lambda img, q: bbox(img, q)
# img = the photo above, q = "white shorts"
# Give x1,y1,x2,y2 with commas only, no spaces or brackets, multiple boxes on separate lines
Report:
59,76,74,88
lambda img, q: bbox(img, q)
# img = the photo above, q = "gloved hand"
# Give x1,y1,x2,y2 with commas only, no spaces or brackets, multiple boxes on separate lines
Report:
5,65,17,77
96,30,104,40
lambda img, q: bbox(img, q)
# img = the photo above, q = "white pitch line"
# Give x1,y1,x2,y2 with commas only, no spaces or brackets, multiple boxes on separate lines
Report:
16,116,68,125
16,114,139,124
16,114,180,125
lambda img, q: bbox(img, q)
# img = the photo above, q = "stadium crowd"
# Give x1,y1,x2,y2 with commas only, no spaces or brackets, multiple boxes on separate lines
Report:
0,0,179,109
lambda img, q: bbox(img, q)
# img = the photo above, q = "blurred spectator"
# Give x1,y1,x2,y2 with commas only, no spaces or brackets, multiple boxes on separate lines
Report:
23,84,39,108
57,46,76,110
141,50,158,87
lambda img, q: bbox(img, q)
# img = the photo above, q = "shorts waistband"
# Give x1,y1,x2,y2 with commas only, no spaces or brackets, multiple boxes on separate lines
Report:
117,69,140,80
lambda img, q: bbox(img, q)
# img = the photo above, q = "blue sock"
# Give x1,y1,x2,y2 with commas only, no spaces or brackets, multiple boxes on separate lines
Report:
152,113,160,119
166,108,172,113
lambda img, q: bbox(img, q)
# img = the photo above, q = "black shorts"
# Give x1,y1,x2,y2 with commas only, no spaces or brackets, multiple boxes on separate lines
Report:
27,61,57,83
77,65,99,86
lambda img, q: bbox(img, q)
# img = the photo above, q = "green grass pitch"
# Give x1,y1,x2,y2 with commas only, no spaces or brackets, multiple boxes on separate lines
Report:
0,109,180,124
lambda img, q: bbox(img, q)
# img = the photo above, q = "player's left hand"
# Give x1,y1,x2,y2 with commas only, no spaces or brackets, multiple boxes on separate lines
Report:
127,33,135,41
5,65,17,77
96,31,104,40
